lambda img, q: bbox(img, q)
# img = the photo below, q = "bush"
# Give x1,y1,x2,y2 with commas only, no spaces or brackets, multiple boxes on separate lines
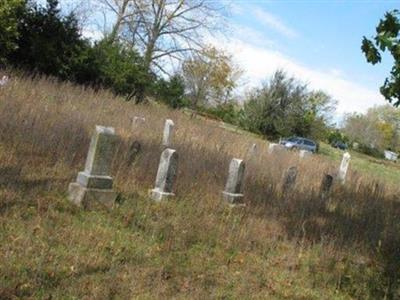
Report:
152,75,188,109
8,0,87,79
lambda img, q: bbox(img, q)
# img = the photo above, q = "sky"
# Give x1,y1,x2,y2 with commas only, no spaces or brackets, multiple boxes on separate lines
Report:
54,0,400,119
211,1,400,117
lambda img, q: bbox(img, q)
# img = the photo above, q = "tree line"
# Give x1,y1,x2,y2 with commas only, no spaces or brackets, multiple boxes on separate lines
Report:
5,0,400,156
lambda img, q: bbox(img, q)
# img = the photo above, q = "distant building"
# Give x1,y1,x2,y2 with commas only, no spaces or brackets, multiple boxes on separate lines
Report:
384,150,398,161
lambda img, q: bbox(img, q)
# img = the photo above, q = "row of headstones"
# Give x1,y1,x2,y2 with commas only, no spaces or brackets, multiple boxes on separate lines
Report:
67,121,351,209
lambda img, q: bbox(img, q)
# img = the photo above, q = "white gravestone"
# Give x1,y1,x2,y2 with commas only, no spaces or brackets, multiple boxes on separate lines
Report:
150,148,178,201
338,152,351,183
222,158,246,205
299,149,312,158
162,119,175,147
68,125,118,209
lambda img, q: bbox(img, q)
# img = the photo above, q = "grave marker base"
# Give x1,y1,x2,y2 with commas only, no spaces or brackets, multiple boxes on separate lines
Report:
68,182,117,209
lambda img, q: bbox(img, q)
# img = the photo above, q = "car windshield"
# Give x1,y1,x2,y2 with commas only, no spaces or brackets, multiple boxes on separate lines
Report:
287,137,299,142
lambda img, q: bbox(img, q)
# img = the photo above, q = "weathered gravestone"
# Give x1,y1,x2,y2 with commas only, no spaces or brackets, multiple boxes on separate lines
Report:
162,119,175,147
282,166,298,193
268,143,281,154
338,152,351,184
68,125,118,209
127,140,141,165
249,143,257,155
320,173,333,199
299,149,312,159
222,158,246,205
132,116,145,129
150,148,178,201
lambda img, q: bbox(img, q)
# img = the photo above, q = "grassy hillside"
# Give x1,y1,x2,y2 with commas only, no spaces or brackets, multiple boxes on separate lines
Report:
1,75,400,299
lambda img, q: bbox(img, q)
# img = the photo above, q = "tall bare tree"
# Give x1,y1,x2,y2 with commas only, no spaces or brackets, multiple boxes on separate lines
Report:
100,0,224,73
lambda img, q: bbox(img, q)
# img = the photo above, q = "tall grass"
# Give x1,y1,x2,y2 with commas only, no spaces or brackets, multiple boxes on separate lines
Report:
1,73,400,298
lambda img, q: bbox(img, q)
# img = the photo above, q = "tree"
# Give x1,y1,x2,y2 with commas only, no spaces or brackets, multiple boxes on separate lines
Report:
182,45,241,107
100,0,223,75
343,105,400,152
242,70,336,140
0,0,25,65
152,74,188,108
362,10,400,106
9,0,88,79
72,39,150,97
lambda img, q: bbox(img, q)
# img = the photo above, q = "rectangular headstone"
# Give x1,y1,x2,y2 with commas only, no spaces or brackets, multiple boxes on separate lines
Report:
320,173,333,199
150,148,178,201
222,158,245,204
338,152,351,183
282,166,298,193
68,125,118,209
162,119,175,147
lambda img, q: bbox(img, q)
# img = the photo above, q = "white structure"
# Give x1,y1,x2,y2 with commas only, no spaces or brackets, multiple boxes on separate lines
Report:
132,116,145,125
299,150,312,159
150,148,178,201
162,119,175,147
268,143,282,154
338,152,351,183
0,75,9,86
249,143,257,155
68,125,118,209
222,158,245,204
384,150,398,161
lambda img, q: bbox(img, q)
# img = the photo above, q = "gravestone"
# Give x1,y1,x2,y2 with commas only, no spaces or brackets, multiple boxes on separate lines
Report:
299,149,312,159
320,173,333,198
68,125,118,209
282,166,298,193
268,143,281,154
162,119,175,147
222,158,245,204
0,75,9,86
338,152,351,183
127,140,141,165
150,148,178,201
249,143,257,155
132,116,145,128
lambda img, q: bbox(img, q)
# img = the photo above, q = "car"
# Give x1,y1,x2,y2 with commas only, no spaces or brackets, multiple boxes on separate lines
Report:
280,137,318,153
331,141,348,150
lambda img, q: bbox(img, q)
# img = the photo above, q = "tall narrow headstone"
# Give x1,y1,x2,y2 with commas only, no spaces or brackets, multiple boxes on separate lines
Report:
320,173,333,199
150,148,178,201
162,119,175,147
222,158,246,204
338,152,351,183
68,125,118,209
282,166,298,193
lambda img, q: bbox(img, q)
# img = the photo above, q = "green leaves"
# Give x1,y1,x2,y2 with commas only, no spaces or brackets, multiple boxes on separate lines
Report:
362,10,400,106
361,37,381,64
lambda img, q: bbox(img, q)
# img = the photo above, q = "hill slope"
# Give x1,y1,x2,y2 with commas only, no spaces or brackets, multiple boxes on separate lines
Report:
0,75,399,299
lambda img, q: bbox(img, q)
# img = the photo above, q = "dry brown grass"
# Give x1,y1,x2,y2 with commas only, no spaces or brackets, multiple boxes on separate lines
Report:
1,73,400,298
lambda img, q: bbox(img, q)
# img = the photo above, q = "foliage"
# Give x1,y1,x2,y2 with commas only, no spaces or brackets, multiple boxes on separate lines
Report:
200,102,244,125
8,0,87,79
242,70,336,140
182,46,242,108
2,0,153,102
75,39,150,98
327,129,349,145
0,0,24,65
362,10,400,106
343,105,400,153
152,75,188,109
